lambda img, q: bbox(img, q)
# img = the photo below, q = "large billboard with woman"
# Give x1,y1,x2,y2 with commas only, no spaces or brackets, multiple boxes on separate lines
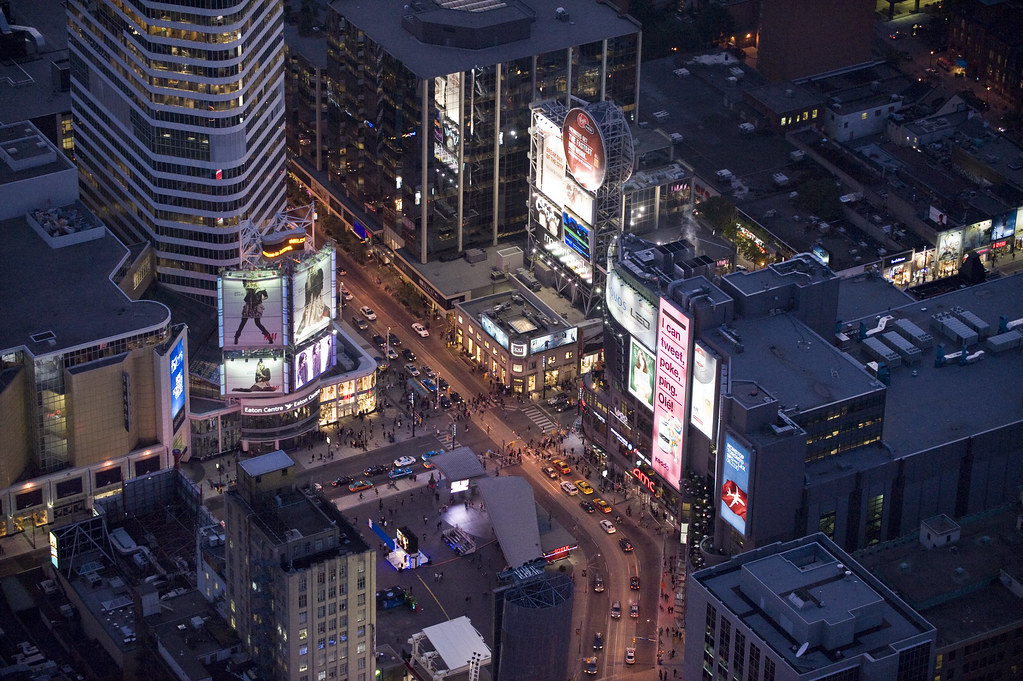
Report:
220,270,286,348
293,247,336,345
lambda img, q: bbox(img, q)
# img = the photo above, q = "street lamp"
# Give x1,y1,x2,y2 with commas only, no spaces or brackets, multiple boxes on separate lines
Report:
542,339,551,401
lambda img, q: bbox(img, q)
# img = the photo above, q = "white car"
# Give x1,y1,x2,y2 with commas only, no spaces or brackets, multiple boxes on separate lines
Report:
359,306,377,321
412,322,430,337
560,481,578,496
393,455,416,468
624,647,636,665
405,363,420,377
386,347,399,360
599,519,616,534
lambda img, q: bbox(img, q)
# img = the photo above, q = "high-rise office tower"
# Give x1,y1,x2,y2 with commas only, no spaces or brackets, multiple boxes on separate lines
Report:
67,0,287,302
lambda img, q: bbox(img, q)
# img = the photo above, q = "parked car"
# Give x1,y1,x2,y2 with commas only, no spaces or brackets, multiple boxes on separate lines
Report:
363,464,390,477
348,480,373,492
560,481,579,496
420,366,437,378
619,537,634,552
359,306,377,320
611,601,622,619
393,455,416,468
412,322,430,337
599,519,616,534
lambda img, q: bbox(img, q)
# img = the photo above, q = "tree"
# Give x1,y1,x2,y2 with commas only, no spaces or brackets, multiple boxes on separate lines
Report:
695,196,736,234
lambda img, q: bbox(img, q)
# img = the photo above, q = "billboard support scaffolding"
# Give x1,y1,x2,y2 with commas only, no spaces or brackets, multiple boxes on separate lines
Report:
239,203,315,268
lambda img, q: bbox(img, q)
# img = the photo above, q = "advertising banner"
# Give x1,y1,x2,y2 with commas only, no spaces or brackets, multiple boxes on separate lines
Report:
480,314,510,350
563,107,607,192
169,338,186,423
294,332,335,392
529,327,578,355
690,343,718,439
992,208,1018,241
720,434,752,536
605,269,657,350
628,338,655,411
220,270,285,347
222,352,286,396
962,219,992,251
293,248,336,345
535,113,594,223
563,209,591,261
651,299,691,492
936,229,963,264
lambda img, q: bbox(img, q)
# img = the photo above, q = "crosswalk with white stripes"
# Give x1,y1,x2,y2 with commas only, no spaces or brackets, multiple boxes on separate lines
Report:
522,405,558,433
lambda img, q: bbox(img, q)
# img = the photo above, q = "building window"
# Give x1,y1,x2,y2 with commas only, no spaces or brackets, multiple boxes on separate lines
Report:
865,493,884,546
818,511,836,539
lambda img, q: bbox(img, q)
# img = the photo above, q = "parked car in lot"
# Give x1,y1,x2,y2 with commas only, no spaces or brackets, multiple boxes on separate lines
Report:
363,464,390,477
393,455,416,468
541,466,559,479
359,306,377,320
611,601,622,619
599,519,616,534
619,537,634,552
412,322,430,337
348,480,373,492
388,467,414,480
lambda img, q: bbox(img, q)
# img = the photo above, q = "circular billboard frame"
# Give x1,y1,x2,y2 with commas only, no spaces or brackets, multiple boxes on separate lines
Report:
562,107,607,192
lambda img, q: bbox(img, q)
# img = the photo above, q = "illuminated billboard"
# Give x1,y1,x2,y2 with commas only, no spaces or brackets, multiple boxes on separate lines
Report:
628,338,655,411
529,327,578,355
962,219,992,251
222,352,286,395
294,332,335,392
480,314,510,350
563,209,591,261
690,343,718,440
220,270,285,347
169,338,186,423
535,113,594,223
293,248,336,345
992,208,1018,241
936,229,962,265
605,269,657,350
563,107,607,192
720,434,751,536
651,299,690,492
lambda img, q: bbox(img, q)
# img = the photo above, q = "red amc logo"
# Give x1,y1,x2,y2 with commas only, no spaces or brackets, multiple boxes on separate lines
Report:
632,467,656,493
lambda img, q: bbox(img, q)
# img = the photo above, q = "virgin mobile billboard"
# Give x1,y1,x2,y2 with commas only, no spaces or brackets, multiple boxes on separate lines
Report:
651,299,691,492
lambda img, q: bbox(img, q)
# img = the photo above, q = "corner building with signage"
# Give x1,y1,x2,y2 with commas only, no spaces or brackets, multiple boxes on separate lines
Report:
325,0,640,262
585,233,1023,580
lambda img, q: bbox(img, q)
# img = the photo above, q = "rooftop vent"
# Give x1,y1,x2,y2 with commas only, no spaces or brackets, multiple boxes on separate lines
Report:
30,331,56,344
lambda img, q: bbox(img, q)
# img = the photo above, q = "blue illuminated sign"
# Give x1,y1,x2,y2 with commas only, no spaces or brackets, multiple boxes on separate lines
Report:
563,210,591,260
169,338,185,421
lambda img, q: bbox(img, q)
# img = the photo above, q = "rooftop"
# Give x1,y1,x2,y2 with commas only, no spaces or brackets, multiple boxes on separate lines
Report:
0,0,71,125
330,0,638,79
238,449,295,478
695,534,934,673
459,287,577,350
0,121,74,186
0,214,170,357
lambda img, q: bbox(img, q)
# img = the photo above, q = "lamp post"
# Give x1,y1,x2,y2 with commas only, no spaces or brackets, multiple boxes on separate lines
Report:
542,339,551,401
386,326,391,363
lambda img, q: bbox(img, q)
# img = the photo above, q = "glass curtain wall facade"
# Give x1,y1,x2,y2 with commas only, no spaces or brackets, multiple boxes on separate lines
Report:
327,10,639,262
67,0,287,302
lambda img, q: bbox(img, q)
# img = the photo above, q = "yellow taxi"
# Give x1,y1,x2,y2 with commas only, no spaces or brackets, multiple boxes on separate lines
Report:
593,498,612,513
575,480,594,495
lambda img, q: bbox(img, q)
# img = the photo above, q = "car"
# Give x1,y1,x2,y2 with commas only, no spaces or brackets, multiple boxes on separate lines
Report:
629,602,639,618
353,316,369,331
404,363,420,376
575,480,594,495
412,322,430,337
580,500,596,513
363,464,391,477
421,451,439,468
624,647,636,665
386,347,399,360
387,332,401,347
449,391,464,405
599,519,616,534
331,474,354,487
889,30,905,40
393,455,416,468
422,378,438,393
388,467,414,480
438,377,449,391
402,348,417,362
372,334,386,348
541,466,559,479
341,289,354,301
560,481,578,495
630,576,640,590
551,459,572,475
593,632,604,650
593,574,605,593
348,480,373,492
337,268,348,275
619,537,634,552
583,657,598,675
593,498,612,514
359,306,377,320
420,366,437,379
547,391,570,407
611,601,622,619
439,395,452,409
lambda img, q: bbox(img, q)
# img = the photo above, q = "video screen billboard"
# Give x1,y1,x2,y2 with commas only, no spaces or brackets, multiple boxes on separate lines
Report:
606,269,657,350
480,314,510,350
169,338,185,421
690,343,718,440
563,107,607,192
294,332,335,391
720,434,751,536
220,271,285,347
563,209,591,261
294,248,336,345
651,299,690,492
628,338,655,411
222,352,286,395
529,327,578,355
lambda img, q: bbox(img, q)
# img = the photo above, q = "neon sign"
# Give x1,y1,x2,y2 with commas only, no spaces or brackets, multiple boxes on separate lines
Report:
631,467,656,494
